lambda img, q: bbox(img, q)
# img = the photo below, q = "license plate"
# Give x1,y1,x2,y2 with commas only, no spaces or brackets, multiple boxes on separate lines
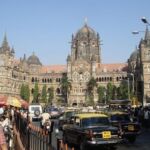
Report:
128,125,134,131
102,131,111,139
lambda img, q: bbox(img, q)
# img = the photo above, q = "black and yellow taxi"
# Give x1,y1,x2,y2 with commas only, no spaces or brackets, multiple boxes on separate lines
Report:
62,112,122,150
108,111,141,143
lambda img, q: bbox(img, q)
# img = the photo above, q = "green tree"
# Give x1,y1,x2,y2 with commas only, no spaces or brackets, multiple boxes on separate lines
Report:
87,77,97,105
112,85,117,100
47,87,54,105
20,84,30,102
24,84,30,101
106,82,114,102
33,82,39,103
41,85,47,103
20,84,25,99
60,73,72,104
117,81,128,99
97,86,106,103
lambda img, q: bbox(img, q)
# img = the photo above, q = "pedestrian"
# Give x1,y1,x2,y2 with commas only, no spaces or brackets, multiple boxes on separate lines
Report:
0,107,8,150
0,125,8,150
143,107,149,129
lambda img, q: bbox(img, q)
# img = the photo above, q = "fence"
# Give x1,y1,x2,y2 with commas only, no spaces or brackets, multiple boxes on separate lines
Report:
15,112,53,150
14,111,75,150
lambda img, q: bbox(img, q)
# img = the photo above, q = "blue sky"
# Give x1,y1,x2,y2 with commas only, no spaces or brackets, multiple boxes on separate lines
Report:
0,0,150,65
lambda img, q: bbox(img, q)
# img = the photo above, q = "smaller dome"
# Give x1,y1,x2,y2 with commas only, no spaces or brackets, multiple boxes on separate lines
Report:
67,54,71,62
27,53,42,66
129,49,139,61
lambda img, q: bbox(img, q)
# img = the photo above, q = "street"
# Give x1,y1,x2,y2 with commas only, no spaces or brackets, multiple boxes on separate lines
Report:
49,120,150,150
118,129,150,150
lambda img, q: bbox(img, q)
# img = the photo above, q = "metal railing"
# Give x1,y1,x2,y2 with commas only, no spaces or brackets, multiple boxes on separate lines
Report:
14,112,53,150
14,111,76,150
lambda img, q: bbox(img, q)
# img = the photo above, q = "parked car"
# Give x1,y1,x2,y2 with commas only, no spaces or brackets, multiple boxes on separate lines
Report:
45,107,60,119
28,104,43,122
58,109,77,130
108,111,141,143
63,113,122,150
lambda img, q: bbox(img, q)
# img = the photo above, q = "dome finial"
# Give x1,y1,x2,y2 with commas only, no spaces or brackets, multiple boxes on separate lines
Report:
84,17,88,26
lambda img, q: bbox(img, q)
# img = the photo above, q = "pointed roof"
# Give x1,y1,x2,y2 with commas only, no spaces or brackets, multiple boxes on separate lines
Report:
2,33,9,48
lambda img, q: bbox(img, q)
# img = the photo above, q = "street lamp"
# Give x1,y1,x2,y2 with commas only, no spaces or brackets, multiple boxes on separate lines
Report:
127,77,130,100
128,73,134,94
132,30,145,34
141,17,150,25
132,17,150,35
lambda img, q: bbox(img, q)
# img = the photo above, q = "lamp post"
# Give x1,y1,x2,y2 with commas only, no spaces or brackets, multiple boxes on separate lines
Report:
141,17,150,25
132,17,150,35
127,77,130,100
128,73,134,94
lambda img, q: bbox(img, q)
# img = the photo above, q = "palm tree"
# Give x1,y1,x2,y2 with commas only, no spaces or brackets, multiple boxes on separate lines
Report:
60,73,72,104
97,85,106,104
47,87,54,105
87,77,97,105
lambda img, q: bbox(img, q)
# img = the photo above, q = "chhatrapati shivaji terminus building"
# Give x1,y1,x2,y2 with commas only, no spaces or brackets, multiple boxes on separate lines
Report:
1,22,139,106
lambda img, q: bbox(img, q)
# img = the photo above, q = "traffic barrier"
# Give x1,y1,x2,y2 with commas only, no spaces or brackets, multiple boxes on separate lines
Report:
14,111,53,150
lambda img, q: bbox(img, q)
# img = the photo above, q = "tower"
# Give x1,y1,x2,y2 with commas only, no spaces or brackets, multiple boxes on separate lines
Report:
139,26,150,106
67,23,101,105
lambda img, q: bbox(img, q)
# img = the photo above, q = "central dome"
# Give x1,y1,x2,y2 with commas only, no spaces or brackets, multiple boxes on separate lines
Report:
75,24,97,39
27,53,42,66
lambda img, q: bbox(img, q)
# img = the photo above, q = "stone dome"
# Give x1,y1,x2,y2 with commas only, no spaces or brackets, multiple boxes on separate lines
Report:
129,49,139,61
75,24,97,39
27,53,42,65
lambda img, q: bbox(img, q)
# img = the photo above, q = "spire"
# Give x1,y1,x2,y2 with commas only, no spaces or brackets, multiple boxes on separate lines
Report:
2,33,9,48
84,17,88,26
10,47,15,56
144,26,150,40
23,54,26,60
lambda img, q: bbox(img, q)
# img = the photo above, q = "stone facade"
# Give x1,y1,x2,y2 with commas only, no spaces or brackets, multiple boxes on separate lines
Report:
0,24,128,105
128,27,150,106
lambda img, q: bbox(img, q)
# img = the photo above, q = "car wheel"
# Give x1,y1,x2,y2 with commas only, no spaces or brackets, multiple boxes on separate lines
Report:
127,136,136,143
80,141,87,150
62,133,68,144
34,110,40,116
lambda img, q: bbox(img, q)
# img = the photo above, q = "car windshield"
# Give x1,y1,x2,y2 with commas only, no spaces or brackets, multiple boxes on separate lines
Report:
31,107,40,111
65,111,75,118
81,117,109,127
111,114,130,122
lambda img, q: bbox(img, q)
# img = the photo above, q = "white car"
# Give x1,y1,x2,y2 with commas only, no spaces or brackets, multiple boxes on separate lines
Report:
28,104,43,122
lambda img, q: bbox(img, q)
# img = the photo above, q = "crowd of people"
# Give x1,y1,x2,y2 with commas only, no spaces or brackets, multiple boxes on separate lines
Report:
0,106,14,150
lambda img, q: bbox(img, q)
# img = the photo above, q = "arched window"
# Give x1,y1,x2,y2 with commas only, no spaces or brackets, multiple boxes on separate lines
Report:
116,77,119,81
110,77,112,81
56,88,61,94
48,88,50,92
31,88,34,94
32,77,34,82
